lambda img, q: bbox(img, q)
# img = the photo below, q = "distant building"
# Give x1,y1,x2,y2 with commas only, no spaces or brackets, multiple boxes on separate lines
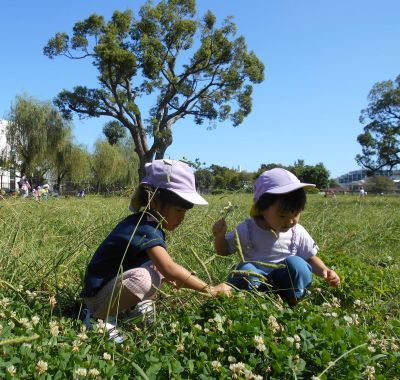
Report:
0,120,19,190
336,168,400,191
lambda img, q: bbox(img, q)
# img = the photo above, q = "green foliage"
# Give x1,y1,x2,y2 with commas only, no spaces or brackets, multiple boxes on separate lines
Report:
43,0,265,179
1,194,400,378
103,121,126,145
6,94,72,180
91,138,139,191
365,175,396,194
356,74,400,171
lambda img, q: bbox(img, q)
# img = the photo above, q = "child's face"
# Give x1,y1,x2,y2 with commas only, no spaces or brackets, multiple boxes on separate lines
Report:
159,205,188,231
260,202,301,233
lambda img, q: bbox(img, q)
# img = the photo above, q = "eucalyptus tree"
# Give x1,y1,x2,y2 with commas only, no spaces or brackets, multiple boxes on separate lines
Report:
43,0,264,179
6,94,72,180
356,74,400,172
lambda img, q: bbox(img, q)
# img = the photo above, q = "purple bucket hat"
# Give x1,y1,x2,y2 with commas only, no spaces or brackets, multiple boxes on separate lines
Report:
130,159,207,211
253,168,315,202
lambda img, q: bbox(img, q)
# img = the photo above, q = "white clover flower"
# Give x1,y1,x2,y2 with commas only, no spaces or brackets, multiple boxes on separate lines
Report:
31,315,40,325
267,315,280,333
26,290,38,299
95,319,106,333
368,345,376,352
203,328,210,333
20,317,33,330
88,368,100,377
176,343,185,352
253,375,263,380
49,295,57,309
331,297,340,308
36,360,48,374
211,360,222,372
390,342,399,351
322,302,332,309
75,368,87,377
294,334,301,342
295,342,301,349
364,366,376,380
228,355,237,363
171,322,178,329
217,346,224,352
213,314,226,324
351,314,360,325
229,362,245,378
103,352,112,360
193,324,202,330
286,336,295,345
78,332,88,341
343,315,353,325
254,335,264,345
7,365,17,376
49,320,60,336
0,297,10,307
72,341,81,353
256,343,266,352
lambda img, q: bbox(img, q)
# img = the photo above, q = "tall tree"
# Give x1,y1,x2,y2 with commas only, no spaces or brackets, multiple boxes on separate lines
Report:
43,0,264,179
6,94,71,180
92,140,126,191
103,120,126,145
356,74,400,172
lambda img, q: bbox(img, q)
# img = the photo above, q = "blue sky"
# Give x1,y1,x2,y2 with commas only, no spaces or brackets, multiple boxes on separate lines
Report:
1,0,399,178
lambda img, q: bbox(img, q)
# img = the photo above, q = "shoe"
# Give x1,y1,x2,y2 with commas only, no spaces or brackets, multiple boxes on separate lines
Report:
124,300,155,327
105,316,124,344
81,309,124,344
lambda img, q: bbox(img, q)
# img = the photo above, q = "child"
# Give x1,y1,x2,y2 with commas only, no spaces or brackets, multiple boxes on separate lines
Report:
212,168,340,305
81,159,231,341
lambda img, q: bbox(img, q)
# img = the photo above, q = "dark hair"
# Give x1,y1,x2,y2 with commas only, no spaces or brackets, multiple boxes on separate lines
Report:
256,188,307,214
138,185,194,210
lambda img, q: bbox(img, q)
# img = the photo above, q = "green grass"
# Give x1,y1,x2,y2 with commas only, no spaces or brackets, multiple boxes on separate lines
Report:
0,194,399,379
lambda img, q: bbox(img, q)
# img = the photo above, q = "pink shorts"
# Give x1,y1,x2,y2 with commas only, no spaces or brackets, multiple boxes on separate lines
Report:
84,264,163,317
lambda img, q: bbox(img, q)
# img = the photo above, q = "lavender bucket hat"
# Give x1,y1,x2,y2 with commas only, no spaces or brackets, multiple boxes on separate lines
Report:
130,159,207,211
250,168,315,216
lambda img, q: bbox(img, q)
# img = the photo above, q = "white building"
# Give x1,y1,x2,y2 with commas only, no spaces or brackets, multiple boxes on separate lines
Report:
0,119,19,190
336,168,400,191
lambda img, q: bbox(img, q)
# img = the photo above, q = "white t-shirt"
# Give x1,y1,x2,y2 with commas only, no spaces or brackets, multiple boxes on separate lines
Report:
225,218,319,274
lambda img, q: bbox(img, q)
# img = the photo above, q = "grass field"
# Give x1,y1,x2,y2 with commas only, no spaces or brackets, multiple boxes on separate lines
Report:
0,194,399,379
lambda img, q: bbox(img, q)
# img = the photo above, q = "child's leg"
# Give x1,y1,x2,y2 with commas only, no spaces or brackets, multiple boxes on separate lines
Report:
267,256,312,303
84,266,163,319
227,262,268,291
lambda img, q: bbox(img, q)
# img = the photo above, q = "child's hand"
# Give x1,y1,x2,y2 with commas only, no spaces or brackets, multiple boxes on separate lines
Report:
209,283,232,297
212,219,227,238
324,269,341,287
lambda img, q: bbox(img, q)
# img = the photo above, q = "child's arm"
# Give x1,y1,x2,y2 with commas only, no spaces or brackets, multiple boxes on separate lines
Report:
307,256,340,287
212,219,231,256
147,246,231,296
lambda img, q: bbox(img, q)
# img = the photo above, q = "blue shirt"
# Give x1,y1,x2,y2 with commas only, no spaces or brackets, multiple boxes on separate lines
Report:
81,213,166,297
